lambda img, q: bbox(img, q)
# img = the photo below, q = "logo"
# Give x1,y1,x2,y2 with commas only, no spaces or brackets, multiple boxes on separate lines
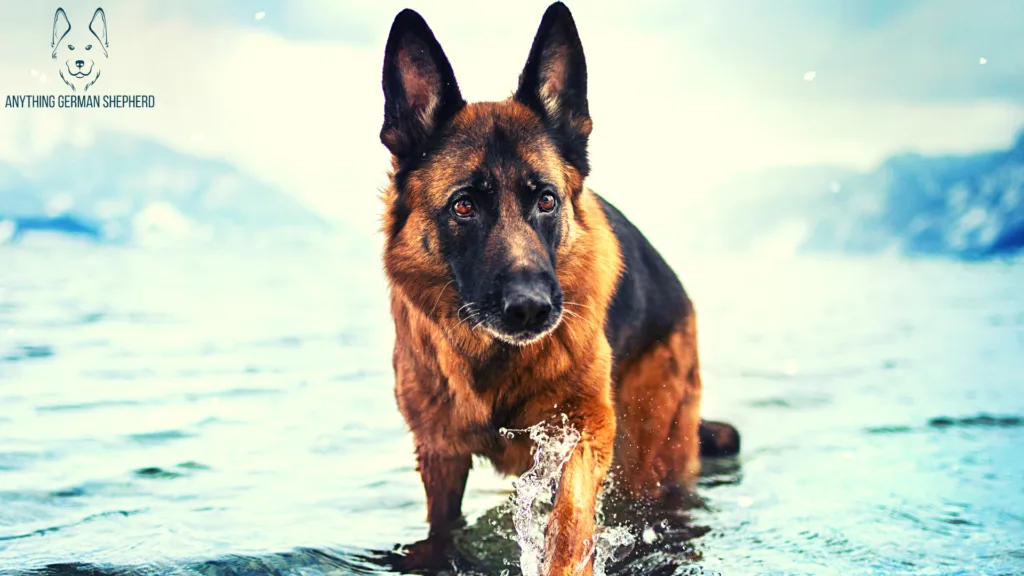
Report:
51,7,108,93
2,6,155,109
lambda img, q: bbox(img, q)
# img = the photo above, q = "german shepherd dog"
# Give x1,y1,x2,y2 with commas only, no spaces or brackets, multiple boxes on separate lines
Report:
378,3,739,574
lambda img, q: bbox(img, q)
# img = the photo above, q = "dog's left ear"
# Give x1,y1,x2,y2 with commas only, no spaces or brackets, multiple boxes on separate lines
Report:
515,2,592,174
89,8,108,56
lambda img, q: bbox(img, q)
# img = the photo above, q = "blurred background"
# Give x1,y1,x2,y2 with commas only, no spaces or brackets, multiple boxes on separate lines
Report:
1,1,1022,575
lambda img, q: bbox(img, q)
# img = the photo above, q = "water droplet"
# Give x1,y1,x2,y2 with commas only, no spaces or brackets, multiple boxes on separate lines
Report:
803,70,817,82
593,526,636,575
642,526,657,544
254,11,266,20
979,57,988,65
738,496,754,508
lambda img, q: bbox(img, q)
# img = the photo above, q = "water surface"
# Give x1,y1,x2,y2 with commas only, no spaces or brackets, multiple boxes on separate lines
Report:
1,240,1022,575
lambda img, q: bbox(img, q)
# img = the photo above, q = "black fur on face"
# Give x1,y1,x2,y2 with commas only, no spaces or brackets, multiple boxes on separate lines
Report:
434,122,567,345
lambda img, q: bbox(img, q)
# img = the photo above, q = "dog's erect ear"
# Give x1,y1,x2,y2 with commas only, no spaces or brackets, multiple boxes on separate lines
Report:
380,9,464,161
514,2,592,173
89,8,108,56
51,8,71,59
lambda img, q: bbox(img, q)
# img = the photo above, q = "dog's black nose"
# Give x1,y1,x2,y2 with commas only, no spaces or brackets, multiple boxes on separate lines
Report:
502,288,552,331
75,60,84,68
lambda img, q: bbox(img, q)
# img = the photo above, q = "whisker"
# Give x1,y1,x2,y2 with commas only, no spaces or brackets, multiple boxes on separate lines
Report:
457,310,480,328
429,281,454,318
562,309,585,324
560,308,599,331
455,301,481,327
562,301,592,309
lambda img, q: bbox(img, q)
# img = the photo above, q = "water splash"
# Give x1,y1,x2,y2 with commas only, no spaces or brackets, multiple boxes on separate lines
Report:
500,417,635,576
591,525,635,575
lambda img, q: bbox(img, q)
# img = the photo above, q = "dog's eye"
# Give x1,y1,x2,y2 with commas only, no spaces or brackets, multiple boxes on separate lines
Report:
538,192,557,213
452,198,475,218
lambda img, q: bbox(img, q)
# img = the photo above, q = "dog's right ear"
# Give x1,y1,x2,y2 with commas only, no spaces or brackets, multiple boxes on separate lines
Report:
52,8,71,59
380,9,464,162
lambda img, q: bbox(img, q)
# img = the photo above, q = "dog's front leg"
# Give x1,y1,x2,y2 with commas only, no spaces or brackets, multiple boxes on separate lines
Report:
415,446,471,532
389,449,472,571
417,449,472,533
543,401,616,576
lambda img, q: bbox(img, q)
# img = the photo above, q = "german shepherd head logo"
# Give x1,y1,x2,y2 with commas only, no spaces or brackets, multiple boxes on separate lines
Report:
51,7,108,93
380,2,593,346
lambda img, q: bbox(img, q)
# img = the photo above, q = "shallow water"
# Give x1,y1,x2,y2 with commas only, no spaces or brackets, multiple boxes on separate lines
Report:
1,239,1023,575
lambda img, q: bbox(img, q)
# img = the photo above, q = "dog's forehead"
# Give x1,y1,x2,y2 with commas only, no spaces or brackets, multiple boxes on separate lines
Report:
415,101,564,202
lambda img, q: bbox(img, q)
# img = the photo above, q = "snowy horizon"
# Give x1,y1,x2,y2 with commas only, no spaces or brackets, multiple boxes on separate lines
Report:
2,0,1023,240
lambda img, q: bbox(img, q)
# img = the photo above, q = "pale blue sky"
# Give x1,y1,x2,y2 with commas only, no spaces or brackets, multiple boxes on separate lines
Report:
1,0,1022,235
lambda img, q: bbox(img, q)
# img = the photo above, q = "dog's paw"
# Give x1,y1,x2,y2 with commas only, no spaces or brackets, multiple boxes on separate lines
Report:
367,534,459,575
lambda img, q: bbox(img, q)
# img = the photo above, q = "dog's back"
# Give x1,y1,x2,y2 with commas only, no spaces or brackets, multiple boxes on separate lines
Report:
596,194,722,497
600,196,691,373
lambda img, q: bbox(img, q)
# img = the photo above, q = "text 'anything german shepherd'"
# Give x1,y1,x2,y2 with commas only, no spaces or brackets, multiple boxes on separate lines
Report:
378,3,740,574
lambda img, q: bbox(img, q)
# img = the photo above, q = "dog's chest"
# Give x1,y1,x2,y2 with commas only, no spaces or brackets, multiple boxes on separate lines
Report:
484,433,535,477
475,386,571,477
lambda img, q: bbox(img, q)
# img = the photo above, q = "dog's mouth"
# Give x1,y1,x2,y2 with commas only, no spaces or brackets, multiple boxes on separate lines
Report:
471,309,564,347
484,320,562,346
455,284,565,346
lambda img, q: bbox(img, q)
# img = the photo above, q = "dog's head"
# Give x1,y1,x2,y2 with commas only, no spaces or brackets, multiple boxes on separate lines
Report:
380,2,595,346
51,7,108,90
